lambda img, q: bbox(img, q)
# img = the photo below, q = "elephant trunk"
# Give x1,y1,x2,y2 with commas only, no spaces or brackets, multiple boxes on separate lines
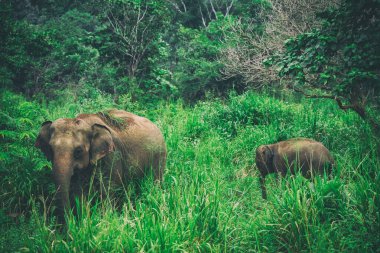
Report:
52,152,73,222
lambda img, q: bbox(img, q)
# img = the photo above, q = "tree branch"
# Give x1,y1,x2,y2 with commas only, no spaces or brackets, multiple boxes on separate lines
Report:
209,0,218,19
291,86,355,110
225,0,234,17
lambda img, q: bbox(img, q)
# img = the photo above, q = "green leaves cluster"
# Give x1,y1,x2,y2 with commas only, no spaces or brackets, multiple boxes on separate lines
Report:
0,2,50,92
174,17,233,100
0,0,269,102
0,91,53,213
272,0,380,131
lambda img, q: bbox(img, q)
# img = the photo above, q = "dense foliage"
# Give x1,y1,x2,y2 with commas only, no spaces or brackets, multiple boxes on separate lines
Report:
1,90,379,252
271,0,380,132
1,0,379,252
0,0,267,102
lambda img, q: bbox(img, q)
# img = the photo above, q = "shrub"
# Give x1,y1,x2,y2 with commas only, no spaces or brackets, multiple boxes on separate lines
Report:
0,91,53,214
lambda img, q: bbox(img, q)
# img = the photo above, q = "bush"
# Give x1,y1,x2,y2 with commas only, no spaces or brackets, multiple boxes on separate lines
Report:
0,91,53,214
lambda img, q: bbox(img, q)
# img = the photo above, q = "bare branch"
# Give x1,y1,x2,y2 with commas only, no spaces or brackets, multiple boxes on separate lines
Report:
220,0,340,86
166,0,187,13
180,0,187,12
106,2,161,78
225,0,234,17
199,6,207,27
204,4,213,22
209,0,218,19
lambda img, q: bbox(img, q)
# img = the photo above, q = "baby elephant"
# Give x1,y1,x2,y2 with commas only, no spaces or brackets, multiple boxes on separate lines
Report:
255,138,334,199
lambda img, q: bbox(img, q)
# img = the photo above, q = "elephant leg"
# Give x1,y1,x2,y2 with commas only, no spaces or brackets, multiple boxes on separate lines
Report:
72,171,90,196
95,155,123,197
96,168,113,201
259,175,267,199
69,174,80,213
70,170,92,216
279,163,287,177
96,158,127,209
273,157,287,177
327,163,334,179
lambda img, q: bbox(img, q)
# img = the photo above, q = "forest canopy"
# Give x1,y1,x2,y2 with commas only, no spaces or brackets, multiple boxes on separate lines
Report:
1,0,379,127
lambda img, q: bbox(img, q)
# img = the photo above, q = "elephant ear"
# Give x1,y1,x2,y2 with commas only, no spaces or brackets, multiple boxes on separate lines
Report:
263,146,274,164
35,121,53,161
90,124,115,165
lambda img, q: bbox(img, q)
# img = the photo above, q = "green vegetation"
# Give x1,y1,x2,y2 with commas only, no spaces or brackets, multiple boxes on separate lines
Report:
272,0,380,133
1,0,379,252
1,90,379,252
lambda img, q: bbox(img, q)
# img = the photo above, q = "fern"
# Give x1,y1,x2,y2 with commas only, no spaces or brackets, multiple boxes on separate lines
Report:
0,90,53,213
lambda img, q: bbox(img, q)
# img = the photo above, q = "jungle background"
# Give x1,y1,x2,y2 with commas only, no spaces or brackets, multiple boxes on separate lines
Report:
1,0,379,252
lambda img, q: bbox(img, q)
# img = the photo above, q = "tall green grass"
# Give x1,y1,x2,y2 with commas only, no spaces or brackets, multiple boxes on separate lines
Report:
0,89,379,252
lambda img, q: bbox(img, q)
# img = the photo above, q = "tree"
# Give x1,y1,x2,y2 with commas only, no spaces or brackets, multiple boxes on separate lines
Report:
104,0,170,80
220,0,338,86
272,0,380,133
174,16,237,101
167,0,235,28
0,1,51,96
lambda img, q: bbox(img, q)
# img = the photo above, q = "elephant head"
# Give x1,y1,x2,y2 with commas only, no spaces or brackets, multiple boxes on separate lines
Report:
255,145,275,175
35,118,115,220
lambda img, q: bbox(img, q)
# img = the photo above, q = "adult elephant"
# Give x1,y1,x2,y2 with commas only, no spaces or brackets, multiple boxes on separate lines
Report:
35,109,166,221
255,138,334,199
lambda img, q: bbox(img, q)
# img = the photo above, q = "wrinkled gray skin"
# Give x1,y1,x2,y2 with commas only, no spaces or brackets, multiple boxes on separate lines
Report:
255,138,334,199
35,109,166,222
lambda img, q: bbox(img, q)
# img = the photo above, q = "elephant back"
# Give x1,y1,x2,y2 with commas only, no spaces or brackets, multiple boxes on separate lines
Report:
275,139,333,177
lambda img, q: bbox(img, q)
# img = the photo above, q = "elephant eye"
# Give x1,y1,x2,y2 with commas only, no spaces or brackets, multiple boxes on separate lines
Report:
74,147,83,159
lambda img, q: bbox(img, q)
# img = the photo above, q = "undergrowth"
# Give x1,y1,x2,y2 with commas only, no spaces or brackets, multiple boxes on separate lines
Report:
0,89,379,252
